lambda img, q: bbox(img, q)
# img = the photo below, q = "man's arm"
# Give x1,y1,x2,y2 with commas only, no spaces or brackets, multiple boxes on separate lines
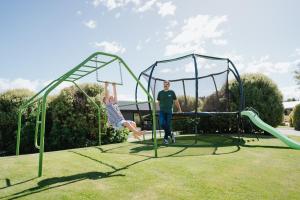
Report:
112,83,117,103
156,92,160,109
173,91,182,112
175,99,182,112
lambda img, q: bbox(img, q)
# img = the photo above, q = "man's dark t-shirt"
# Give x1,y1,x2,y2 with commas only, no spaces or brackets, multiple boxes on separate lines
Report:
157,90,177,113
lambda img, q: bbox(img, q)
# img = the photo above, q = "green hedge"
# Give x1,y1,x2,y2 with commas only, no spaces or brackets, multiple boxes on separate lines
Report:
292,104,300,130
0,89,36,155
174,95,202,112
229,73,284,127
172,73,283,134
47,83,129,151
172,114,238,134
0,83,129,156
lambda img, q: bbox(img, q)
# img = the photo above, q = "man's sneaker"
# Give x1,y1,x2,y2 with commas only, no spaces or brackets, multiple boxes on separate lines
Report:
163,139,169,145
171,134,176,143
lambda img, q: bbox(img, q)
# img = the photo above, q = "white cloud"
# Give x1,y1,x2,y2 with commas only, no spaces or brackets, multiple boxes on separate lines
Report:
136,0,157,12
184,62,194,73
244,55,293,75
42,80,73,94
222,52,300,76
221,52,245,71
84,20,97,29
160,68,172,73
165,15,228,56
91,0,177,18
280,85,300,100
160,67,181,74
94,41,126,54
136,38,153,51
92,0,140,10
156,1,176,17
164,31,173,39
166,20,178,29
115,12,121,18
77,10,82,15
145,37,151,43
92,0,101,7
0,78,41,92
291,48,300,57
0,78,73,94
212,39,227,46
136,41,142,51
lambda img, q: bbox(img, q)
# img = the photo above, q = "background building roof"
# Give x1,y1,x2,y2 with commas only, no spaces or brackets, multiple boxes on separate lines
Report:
118,101,150,111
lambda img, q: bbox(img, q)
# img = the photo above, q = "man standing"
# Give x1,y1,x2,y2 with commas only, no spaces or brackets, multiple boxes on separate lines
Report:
157,80,182,144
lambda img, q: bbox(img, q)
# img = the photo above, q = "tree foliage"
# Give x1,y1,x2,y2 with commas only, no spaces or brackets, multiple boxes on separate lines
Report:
0,84,129,156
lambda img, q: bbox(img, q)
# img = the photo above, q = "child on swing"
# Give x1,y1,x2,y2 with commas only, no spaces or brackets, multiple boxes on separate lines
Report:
103,82,144,139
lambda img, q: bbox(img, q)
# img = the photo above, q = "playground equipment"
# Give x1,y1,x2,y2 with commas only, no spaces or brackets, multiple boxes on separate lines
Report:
16,52,300,177
241,109,300,149
16,52,157,177
135,53,245,141
135,53,300,149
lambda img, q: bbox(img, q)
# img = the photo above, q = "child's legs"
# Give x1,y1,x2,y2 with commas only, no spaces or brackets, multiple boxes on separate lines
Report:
128,121,136,128
122,121,140,134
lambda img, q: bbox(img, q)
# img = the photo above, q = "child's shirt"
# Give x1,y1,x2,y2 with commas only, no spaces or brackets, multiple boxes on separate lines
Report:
105,102,125,127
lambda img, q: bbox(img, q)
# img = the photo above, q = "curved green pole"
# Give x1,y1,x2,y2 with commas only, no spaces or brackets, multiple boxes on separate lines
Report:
18,51,157,177
38,95,47,177
34,99,42,149
72,82,102,145
36,53,108,177
16,109,23,155
17,52,116,155
117,57,157,157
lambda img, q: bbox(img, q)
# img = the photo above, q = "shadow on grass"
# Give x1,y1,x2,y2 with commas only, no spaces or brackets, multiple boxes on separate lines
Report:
1,135,247,199
1,152,151,200
0,178,37,190
0,171,124,200
240,135,292,150
241,144,291,149
97,134,244,157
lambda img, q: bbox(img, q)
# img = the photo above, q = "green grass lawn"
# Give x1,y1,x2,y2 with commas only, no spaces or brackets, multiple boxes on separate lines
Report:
1,134,300,200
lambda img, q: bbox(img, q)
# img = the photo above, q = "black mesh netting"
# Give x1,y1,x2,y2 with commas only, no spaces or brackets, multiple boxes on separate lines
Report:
135,54,244,136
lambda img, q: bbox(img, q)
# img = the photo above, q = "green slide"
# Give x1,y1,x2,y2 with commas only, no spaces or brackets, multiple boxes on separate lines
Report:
241,110,300,150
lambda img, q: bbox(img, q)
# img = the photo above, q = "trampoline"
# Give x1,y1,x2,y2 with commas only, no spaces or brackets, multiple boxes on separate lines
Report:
135,53,245,142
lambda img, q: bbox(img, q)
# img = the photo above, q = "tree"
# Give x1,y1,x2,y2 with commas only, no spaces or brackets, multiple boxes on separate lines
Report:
295,70,300,86
229,73,284,127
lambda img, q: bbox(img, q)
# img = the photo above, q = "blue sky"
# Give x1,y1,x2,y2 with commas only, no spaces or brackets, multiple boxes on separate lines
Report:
0,0,300,100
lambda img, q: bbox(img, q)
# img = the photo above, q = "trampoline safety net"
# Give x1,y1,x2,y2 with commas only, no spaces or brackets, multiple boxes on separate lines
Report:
135,54,244,136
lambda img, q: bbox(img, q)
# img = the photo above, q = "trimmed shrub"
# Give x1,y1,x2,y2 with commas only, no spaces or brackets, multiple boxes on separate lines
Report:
292,104,300,130
102,127,129,144
229,73,284,127
0,83,129,156
47,83,128,151
0,89,36,155
172,114,238,134
202,92,228,112
173,73,284,134
174,95,203,112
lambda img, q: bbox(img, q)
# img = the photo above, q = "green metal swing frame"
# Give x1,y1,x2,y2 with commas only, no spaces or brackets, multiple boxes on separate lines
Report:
16,52,158,177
